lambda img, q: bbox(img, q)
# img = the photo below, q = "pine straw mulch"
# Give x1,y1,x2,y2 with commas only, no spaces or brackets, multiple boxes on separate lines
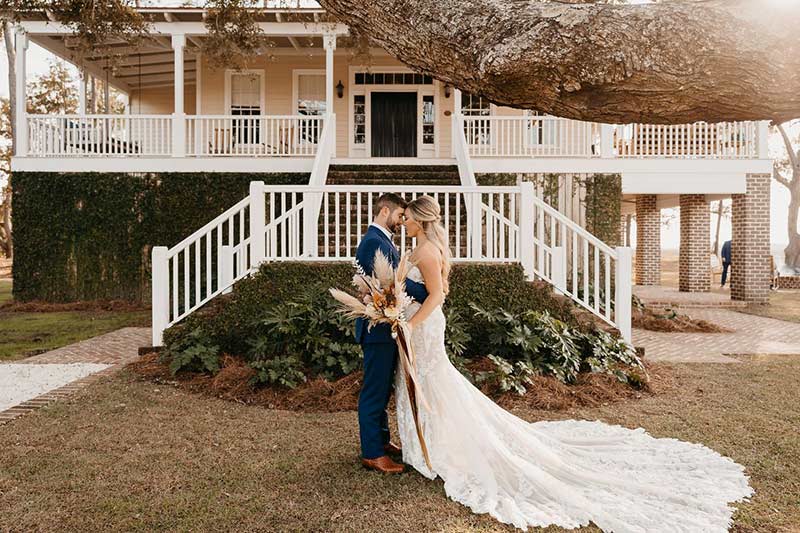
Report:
632,306,732,333
0,299,147,313
127,353,674,413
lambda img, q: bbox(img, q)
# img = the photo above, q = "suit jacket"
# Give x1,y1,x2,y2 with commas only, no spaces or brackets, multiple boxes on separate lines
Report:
355,225,428,345
721,240,732,264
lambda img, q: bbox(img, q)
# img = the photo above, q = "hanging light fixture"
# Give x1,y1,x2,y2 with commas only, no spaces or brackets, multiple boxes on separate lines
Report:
336,80,345,98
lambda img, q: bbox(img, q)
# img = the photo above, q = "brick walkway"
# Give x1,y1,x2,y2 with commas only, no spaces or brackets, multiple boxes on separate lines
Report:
634,308,800,363
633,285,745,308
0,327,151,425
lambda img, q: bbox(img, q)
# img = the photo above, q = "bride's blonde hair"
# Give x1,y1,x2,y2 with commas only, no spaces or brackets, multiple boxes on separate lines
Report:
406,195,451,295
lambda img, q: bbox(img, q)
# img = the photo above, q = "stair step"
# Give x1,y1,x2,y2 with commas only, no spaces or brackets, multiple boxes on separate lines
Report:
329,164,459,173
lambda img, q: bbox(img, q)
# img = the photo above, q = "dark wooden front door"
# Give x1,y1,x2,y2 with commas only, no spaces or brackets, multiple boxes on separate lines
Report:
371,92,417,157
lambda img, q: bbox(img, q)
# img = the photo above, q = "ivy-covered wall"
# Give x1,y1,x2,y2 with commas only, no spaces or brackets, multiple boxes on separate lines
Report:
583,174,622,248
477,172,622,248
12,172,308,303
13,171,622,304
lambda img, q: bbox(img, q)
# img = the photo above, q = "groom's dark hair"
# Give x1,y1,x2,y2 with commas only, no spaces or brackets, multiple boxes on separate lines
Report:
374,193,407,217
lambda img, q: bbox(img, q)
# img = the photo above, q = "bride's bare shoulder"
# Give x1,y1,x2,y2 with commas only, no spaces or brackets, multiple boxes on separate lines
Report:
412,242,437,260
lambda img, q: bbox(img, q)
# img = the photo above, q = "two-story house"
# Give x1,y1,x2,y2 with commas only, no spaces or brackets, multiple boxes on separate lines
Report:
10,6,774,346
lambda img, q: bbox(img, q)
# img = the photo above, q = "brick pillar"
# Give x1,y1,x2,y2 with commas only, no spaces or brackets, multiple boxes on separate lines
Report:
635,195,660,285
731,174,771,303
679,194,711,292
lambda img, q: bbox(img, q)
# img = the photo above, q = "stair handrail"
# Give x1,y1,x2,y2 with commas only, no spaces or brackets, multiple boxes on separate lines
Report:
453,113,477,187
304,113,336,256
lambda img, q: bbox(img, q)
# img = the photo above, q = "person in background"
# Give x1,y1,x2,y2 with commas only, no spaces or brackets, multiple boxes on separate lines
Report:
720,239,732,287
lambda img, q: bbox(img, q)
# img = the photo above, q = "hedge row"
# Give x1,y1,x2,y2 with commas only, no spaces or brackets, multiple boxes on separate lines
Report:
11,172,308,303
163,261,580,358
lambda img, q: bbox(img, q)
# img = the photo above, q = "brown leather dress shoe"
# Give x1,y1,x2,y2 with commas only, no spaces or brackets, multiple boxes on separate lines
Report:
361,455,405,474
383,442,402,455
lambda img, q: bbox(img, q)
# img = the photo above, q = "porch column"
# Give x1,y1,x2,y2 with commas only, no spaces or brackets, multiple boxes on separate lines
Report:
172,33,186,157
600,125,615,158
103,78,110,112
452,89,462,157
678,194,711,292
635,195,661,285
78,70,87,114
323,34,336,115
14,28,28,157
731,174,771,303
323,33,336,155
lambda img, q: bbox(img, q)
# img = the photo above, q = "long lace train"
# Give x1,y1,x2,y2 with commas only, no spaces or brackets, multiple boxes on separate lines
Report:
395,267,753,532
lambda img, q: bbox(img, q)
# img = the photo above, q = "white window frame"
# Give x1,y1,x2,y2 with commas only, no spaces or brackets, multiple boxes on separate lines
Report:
461,91,495,146
292,68,327,116
224,69,266,115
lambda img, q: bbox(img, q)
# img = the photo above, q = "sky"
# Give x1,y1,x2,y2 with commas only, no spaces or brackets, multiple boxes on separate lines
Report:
0,3,796,262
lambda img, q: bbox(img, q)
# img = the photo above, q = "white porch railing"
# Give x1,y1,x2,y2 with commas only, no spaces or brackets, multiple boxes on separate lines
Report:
150,195,252,345
464,116,598,158
186,115,324,157
151,181,633,347
463,115,761,159
614,121,758,158
27,114,173,156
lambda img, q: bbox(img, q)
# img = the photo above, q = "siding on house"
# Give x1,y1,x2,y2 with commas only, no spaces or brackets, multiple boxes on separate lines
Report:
128,52,529,159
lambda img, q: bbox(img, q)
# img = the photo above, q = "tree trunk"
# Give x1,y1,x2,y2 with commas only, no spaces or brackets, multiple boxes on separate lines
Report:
2,22,15,258
786,186,800,272
624,213,632,247
318,0,800,123
712,201,723,256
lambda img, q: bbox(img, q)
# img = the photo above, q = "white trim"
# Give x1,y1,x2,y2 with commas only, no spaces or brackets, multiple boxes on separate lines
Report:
11,156,315,173
347,65,439,159
291,68,326,115
333,157,455,166
20,21,349,36
224,69,266,115
195,51,202,115
622,173,747,195
470,157,773,176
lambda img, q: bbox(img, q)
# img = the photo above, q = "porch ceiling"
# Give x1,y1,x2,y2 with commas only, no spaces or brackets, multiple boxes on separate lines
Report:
19,6,341,93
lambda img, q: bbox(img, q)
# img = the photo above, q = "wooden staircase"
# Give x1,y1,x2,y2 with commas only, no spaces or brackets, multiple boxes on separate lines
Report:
320,165,465,257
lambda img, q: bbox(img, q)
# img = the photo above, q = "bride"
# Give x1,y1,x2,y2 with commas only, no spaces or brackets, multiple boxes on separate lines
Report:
395,195,753,533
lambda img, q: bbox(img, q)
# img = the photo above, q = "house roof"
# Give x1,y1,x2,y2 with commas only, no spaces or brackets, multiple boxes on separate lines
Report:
16,6,345,93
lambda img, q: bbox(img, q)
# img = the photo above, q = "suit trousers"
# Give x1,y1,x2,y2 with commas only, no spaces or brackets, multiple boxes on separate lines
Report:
358,341,398,459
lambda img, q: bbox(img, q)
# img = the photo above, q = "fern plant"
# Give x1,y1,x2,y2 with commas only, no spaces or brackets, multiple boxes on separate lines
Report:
247,284,362,384
250,356,307,389
161,327,221,376
470,303,645,392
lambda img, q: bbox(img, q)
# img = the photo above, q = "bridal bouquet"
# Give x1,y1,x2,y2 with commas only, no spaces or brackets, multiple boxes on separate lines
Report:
329,250,432,470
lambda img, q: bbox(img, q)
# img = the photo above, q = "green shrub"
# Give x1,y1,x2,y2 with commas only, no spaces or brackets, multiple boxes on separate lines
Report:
476,355,538,395
163,261,579,366
161,327,221,376
470,304,643,391
250,356,307,389
247,284,362,380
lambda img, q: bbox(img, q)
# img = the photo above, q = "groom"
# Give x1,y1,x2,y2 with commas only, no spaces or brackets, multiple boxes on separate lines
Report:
355,193,428,474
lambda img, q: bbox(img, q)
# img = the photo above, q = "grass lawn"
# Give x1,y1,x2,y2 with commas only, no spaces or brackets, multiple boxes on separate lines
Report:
0,281,150,361
0,357,797,532
0,280,11,304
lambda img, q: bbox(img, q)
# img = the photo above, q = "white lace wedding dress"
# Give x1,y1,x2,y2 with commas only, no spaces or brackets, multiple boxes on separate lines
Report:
395,266,753,532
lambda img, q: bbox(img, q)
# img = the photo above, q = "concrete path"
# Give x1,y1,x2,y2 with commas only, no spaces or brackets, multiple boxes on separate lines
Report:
0,327,151,424
634,308,800,363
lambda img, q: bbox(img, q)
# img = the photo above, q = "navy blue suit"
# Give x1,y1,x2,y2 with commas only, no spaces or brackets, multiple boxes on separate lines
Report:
355,225,428,459
721,240,732,286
